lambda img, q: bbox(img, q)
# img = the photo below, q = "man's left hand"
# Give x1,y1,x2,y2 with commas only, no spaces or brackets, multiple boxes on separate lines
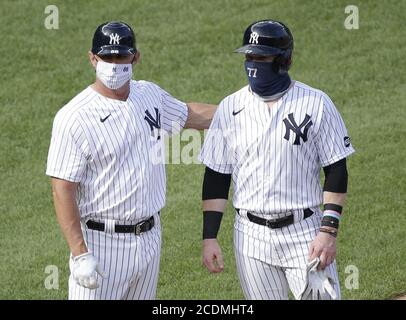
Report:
308,232,337,270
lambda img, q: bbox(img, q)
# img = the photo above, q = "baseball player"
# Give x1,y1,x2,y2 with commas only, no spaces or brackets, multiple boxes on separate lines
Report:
46,21,216,300
199,19,355,300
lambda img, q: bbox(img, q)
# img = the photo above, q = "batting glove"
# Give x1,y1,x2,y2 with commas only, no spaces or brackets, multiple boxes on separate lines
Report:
71,252,107,289
298,257,338,300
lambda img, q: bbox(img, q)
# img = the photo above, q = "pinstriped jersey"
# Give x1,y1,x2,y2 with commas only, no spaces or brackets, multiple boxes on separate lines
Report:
46,80,188,221
199,81,355,216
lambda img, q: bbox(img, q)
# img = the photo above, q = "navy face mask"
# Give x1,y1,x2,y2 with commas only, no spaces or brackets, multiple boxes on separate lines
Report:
244,60,291,100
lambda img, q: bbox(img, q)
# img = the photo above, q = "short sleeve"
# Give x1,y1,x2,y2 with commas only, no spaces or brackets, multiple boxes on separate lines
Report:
46,112,88,182
315,95,355,167
198,105,234,174
160,88,188,135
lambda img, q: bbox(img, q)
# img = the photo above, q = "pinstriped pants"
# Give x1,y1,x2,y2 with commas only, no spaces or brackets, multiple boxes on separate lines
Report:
233,209,341,300
68,214,161,300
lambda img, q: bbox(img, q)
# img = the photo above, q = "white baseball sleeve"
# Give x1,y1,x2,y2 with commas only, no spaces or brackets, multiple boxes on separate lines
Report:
315,95,355,167
199,104,234,174
159,88,188,135
46,111,88,182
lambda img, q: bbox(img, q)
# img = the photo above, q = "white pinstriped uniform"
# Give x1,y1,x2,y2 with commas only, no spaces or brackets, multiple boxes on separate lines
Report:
46,80,188,300
199,81,355,300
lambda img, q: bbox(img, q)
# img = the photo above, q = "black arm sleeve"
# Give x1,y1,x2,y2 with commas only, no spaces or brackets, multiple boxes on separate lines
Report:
202,167,232,200
203,211,223,239
323,158,348,193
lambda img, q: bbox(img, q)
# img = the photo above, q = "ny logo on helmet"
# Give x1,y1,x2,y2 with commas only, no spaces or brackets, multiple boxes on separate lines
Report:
249,32,259,44
109,33,121,45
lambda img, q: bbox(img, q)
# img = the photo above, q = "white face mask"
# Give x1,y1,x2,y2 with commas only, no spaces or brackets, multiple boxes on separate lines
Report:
96,59,132,90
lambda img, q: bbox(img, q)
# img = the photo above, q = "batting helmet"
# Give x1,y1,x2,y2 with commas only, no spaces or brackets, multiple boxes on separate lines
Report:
91,21,136,56
234,19,293,72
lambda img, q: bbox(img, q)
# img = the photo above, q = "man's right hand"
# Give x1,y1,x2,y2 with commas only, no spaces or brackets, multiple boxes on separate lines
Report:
70,252,107,289
202,239,224,273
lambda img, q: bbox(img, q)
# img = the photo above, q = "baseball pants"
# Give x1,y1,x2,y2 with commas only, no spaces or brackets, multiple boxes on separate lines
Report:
233,208,341,300
69,213,161,300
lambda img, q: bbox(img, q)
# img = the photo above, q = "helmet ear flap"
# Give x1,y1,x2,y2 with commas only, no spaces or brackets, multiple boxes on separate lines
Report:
273,49,292,74
271,57,282,73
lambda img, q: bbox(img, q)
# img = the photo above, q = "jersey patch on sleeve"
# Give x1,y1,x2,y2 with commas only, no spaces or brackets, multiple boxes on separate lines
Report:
344,136,351,147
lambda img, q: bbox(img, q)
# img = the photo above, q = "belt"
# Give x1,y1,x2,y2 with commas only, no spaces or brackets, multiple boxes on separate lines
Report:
86,215,156,235
239,208,314,229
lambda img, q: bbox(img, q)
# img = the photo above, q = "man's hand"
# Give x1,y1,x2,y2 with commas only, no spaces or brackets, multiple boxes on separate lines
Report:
202,239,224,273
71,252,107,289
308,231,337,270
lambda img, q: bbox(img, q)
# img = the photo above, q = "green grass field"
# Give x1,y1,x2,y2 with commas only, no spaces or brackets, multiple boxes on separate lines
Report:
0,0,405,300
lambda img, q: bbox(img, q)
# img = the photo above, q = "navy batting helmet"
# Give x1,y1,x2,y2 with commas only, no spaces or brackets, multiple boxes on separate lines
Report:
234,20,293,72
91,21,136,56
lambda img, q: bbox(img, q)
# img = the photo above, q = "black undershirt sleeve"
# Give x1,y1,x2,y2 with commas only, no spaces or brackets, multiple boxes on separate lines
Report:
202,167,232,239
323,158,348,193
202,167,232,200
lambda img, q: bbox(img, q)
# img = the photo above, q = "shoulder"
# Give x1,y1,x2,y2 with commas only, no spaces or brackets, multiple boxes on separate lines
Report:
217,85,249,117
292,81,335,107
131,79,156,89
53,87,96,131
290,81,326,99
131,80,164,95
130,80,173,105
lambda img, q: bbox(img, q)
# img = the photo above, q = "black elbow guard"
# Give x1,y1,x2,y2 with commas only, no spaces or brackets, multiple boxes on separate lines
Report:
202,167,231,200
323,158,348,193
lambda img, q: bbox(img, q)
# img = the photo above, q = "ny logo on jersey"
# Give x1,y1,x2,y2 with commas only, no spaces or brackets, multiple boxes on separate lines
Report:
144,108,161,140
109,33,121,45
283,113,313,145
249,32,259,44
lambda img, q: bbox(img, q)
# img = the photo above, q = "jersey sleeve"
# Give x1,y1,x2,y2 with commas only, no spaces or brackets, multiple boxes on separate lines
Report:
159,87,188,135
198,104,234,174
45,111,88,182
315,95,355,167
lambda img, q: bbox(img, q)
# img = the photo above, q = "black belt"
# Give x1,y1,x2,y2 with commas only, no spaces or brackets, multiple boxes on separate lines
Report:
240,208,314,229
86,215,156,235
